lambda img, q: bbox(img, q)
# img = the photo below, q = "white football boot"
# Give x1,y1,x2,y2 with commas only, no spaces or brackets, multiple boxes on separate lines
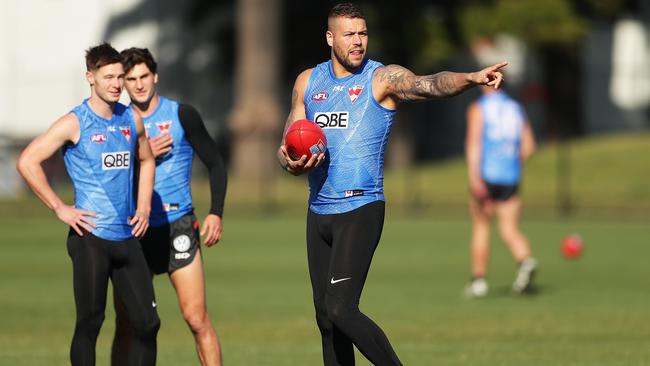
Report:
512,257,537,294
464,277,488,298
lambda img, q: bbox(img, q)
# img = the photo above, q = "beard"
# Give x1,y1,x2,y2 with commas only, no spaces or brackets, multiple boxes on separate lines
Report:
333,44,364,71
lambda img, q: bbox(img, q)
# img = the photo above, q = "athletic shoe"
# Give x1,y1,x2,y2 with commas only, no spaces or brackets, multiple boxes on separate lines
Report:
464,277,488,298
512,257,537,294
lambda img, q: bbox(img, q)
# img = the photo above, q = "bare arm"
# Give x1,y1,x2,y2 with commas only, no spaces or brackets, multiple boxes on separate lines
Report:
16,113,97,235
520,121,536,161
276,69,324,175
374,61,508,109
279,78,308,147
130,111,155,237
465,102,488,201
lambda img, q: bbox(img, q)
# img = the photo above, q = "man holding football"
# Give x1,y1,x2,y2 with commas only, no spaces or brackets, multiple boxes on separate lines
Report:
277,3,506,365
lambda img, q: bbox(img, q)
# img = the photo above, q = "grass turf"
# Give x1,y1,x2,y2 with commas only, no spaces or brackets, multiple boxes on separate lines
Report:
1,132,648,364
1,215,649,365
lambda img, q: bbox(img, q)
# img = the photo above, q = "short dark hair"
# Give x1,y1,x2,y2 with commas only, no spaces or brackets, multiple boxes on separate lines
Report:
328,2,365,20
120,47,158,74
85,43,121,72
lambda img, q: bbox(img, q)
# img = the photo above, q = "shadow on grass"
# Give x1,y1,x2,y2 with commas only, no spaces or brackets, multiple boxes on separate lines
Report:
488,284,548,298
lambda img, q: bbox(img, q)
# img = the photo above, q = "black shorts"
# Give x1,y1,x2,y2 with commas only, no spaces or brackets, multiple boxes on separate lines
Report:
140,213,200,275
485,182,519,201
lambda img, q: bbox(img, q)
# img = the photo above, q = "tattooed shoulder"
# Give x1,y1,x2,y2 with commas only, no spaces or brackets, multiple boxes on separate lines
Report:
376,64,413,85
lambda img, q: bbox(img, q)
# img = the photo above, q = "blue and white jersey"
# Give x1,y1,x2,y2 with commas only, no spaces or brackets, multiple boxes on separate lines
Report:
304,59,396,214
63,100,136,241
479,91,525,185
142,96,194,226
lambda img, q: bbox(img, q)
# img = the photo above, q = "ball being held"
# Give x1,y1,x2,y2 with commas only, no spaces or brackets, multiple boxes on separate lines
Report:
284,119,327,161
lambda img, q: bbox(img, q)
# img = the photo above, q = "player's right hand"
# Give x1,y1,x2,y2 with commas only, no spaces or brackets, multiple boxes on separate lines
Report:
279,145,324,176
129,209,150,238
148,133,173,158
55,205,97,236
469,61,507,88
470,178,490,203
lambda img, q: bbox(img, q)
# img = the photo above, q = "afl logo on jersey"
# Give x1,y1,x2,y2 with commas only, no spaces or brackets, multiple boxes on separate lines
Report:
314,111,349,129
348,85,363,103
91,133,107,143
101,151,130,170
156,121,172,133
311,92,329,101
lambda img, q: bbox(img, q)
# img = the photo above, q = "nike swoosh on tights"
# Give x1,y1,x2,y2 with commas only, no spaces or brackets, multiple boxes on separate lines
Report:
330,277,351,284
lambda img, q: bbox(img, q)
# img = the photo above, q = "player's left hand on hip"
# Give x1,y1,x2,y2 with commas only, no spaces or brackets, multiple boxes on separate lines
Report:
129,210,150,237
472,61,507,88
201,214,222,247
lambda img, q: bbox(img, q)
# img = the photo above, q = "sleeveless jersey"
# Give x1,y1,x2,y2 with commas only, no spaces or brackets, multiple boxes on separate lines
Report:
142,96,194,226
479,91,525,185
304,59,396,214
63,100,136,241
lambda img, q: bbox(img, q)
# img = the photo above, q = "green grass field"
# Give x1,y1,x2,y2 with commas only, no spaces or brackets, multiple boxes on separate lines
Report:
188,132,650,219
1,215,649,365
1,133,649,365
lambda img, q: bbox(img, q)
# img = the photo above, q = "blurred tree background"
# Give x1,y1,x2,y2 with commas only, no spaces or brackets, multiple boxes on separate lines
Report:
106,0,642,166
28,0,641,216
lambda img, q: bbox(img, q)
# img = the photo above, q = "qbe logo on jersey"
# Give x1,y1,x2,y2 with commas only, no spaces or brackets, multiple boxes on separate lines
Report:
102,151,130,170
314,111,349,129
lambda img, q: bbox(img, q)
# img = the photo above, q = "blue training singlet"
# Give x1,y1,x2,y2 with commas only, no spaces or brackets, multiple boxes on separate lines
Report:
63,100,137,241
142,96,194,227
304,59,396,214
479,91,525,185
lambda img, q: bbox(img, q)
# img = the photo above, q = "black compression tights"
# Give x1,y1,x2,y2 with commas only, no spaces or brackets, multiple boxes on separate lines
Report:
67,232,160,366
307,201,402,366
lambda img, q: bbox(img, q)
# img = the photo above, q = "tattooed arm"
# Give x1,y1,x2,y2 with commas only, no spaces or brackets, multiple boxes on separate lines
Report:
373,61,507,109
277,69,324,175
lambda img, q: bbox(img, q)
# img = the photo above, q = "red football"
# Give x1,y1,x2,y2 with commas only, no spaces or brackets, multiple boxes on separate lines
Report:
284,119,327,160
561,234,584,260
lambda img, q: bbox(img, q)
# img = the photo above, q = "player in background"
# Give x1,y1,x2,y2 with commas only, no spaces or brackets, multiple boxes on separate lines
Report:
16,43,159,366
464,84,537,298
111,47,226,366
277,3,506,365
